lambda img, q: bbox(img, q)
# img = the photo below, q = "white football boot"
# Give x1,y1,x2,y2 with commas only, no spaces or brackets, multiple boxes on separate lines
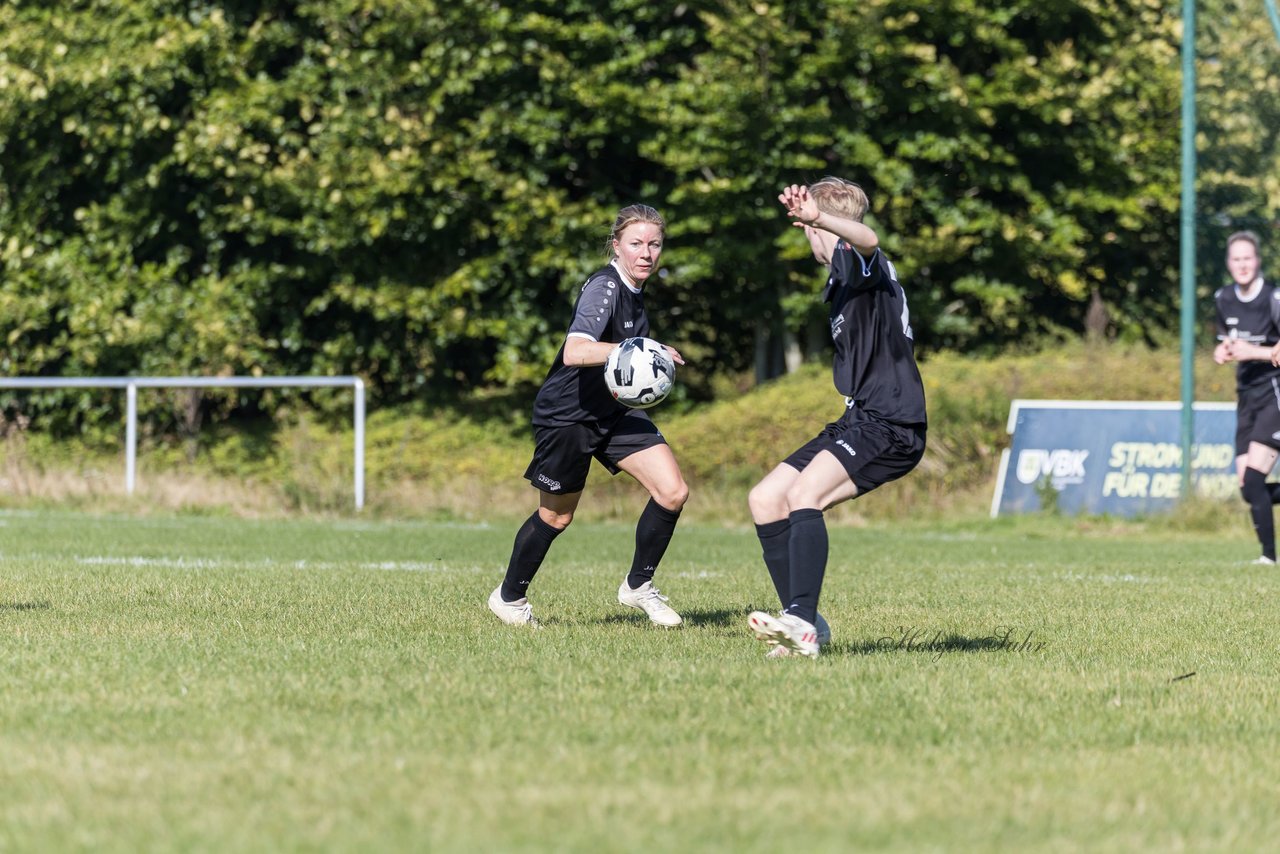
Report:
749,610,821,658
617,580,683,627
764,612,831,659
488,586,539,627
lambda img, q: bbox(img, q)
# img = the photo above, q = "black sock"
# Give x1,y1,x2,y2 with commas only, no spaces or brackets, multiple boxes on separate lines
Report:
786,508,828,624
1242,469,1276,561
626,498,682,589
1267,481,1280,504
755,519,791,607
500,512,563,601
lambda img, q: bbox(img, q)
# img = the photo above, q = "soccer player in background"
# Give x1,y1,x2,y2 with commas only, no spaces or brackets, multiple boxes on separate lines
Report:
1212,230,1280,564
746,178,928,658
486,204,689,628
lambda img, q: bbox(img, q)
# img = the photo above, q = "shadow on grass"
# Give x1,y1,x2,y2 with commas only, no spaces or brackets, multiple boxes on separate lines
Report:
597,607,750,628
1,601,52,611
679,607,751,627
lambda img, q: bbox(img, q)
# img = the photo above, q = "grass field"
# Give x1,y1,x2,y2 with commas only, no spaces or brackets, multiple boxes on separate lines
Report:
2,508,1279,851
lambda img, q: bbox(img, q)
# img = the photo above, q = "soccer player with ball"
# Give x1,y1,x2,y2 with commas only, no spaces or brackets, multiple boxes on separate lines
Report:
746,178,928,658
487,204,689,628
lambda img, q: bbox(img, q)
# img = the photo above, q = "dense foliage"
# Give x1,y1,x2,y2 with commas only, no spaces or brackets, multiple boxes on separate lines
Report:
1,0,1278,426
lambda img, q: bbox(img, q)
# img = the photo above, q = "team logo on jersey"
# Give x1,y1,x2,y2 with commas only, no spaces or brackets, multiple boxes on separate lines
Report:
831,314,846,340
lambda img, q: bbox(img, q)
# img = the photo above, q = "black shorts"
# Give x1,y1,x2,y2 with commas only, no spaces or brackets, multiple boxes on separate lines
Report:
784,403,926,494
524,412,668,495
1236,379,1280,455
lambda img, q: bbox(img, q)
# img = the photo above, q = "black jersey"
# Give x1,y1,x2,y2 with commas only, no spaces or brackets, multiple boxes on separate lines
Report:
823,243,927,427
532,264,650,427
1214,278,1280,392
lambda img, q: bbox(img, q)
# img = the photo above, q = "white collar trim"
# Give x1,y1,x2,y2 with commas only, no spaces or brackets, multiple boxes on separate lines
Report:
610,260,643,294
1236,276,1266,302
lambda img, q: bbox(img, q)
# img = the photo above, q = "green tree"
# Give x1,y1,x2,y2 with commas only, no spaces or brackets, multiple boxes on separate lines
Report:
650,0,1189,369
3,0,1277,433
1197,0,1280,302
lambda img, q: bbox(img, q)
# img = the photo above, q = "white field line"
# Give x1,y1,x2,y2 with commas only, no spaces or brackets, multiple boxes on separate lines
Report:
4,553,720,578
0,510,496,531
1051,570,1164,584
2,554,476,573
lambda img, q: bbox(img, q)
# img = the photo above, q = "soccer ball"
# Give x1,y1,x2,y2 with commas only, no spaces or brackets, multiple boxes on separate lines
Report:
604,337,676,409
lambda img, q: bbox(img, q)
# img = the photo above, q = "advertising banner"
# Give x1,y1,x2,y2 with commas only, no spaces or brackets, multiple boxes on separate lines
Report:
991,400,1238,517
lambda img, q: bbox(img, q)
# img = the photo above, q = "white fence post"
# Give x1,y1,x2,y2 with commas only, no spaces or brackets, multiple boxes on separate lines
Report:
354,379,366,510
126,382,137,495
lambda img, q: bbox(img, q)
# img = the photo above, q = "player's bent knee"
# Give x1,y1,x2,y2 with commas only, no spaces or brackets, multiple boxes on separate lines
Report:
538,507,575,530
747,483,787,522
1242,468,1269,505
653,480,689,511
784,485,824,513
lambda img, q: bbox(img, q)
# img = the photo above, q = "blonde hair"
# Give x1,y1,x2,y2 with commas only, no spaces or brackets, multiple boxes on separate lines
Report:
808,176,870,222
607,204,665,257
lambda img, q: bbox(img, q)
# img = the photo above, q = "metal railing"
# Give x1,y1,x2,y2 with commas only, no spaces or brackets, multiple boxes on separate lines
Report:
0,376,366,509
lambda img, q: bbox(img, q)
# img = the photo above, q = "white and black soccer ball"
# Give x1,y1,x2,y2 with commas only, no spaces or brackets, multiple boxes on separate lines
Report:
604,337,676,409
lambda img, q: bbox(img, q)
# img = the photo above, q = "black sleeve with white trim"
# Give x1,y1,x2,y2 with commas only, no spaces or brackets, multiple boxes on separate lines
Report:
566,274,620,342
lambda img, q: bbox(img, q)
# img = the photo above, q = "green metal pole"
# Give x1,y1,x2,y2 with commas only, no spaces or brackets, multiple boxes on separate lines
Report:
1265,0,1280,45
1180,0,1197,498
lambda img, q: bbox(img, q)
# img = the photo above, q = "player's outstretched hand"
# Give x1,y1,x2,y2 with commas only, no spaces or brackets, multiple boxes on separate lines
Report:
778,184,820,228
662,344,686,366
